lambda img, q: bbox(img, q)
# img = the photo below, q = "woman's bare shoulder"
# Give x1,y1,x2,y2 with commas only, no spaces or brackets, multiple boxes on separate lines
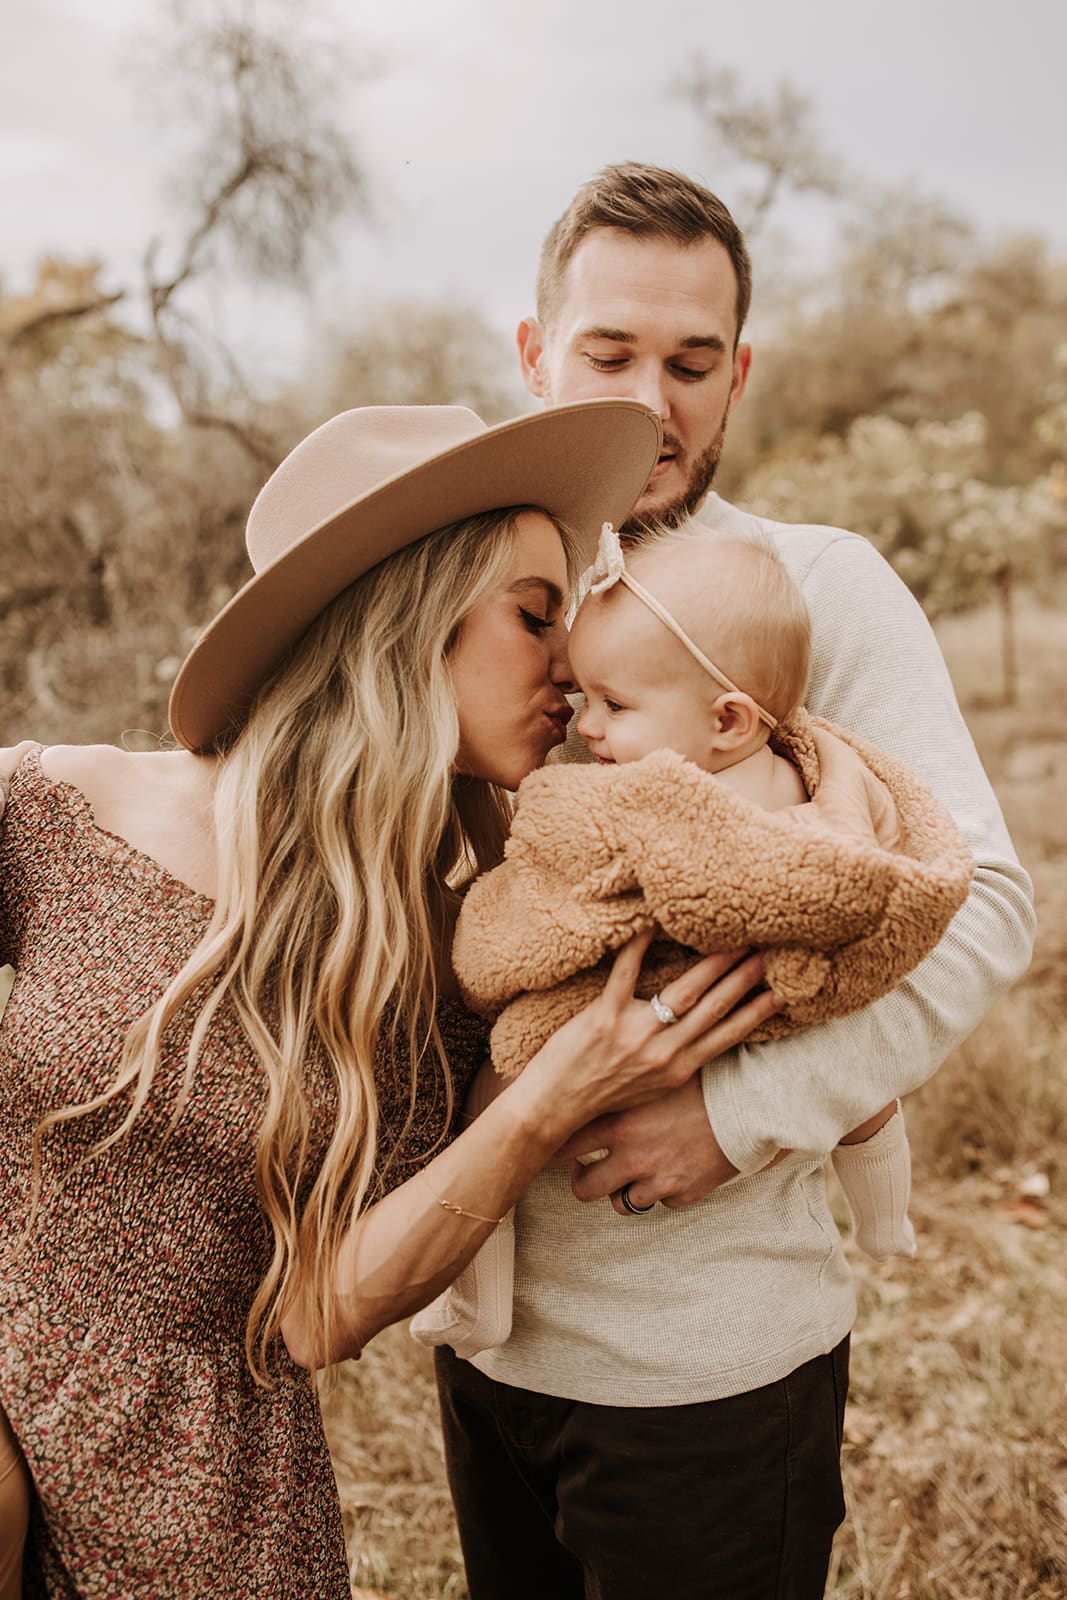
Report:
36,742,136,790
39,743,214,813
0,741,41,785
1,742,141,819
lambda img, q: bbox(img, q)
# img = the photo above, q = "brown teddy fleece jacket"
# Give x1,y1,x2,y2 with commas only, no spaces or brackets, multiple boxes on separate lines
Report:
453,709,974,1079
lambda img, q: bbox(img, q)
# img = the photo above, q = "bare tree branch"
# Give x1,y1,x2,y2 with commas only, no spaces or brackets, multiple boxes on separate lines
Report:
674,60,844,236
4,291,126,351
182,408,279,467
131,0,375,465
142,0,372,293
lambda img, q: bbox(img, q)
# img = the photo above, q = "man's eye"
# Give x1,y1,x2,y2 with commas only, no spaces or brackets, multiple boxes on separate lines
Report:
520,608,553,634
670,364,710,382
585,354,627,371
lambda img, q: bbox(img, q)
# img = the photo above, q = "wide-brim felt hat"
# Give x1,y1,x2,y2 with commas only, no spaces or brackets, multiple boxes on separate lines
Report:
169,398,662,752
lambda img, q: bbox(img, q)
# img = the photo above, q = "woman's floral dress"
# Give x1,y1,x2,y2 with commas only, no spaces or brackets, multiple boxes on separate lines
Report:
0,747,487,1598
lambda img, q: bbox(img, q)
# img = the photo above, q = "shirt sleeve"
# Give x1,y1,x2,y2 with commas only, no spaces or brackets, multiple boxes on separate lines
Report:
701,529,1036,1174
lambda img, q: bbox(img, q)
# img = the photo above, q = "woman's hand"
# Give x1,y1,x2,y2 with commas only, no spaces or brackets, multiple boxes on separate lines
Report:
285,932,779,1369
516,931,780,1142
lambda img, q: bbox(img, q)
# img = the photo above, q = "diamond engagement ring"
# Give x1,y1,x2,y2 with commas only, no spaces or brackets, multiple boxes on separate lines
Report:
620,1183,656,1215
649,992,679,1026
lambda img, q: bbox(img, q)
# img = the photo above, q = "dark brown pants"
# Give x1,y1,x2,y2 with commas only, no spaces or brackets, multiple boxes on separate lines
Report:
435,1337,849,1600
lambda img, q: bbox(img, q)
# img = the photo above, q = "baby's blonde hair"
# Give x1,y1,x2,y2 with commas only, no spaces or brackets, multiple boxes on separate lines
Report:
626,526,810,723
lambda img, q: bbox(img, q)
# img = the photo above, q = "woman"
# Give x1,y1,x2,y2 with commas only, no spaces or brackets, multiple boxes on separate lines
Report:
0,400,777,1597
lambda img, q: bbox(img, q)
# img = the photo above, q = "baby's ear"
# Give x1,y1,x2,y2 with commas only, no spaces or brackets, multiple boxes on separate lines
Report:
708,691,762,753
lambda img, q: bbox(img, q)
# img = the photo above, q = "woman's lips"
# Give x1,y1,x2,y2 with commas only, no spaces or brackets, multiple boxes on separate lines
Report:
544,705,574,741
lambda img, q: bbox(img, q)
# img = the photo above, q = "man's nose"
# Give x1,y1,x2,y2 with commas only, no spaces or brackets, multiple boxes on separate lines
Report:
628,363,671,422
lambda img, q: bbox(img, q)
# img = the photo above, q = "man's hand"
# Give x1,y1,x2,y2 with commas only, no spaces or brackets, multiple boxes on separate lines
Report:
556,1077,740,1214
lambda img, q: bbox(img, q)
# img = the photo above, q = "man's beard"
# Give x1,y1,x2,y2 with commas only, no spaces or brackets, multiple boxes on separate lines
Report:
620,414,728,542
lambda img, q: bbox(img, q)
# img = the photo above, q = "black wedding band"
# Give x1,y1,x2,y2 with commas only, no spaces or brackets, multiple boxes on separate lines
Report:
620,1183,655,1215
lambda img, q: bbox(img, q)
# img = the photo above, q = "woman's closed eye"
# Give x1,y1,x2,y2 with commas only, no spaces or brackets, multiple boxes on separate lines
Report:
519,607,555,635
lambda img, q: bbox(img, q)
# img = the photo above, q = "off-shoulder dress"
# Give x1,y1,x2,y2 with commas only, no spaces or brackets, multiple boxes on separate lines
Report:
0,746,487,1598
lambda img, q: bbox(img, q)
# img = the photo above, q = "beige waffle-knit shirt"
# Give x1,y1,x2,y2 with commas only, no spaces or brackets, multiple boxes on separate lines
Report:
471,498,1034,1406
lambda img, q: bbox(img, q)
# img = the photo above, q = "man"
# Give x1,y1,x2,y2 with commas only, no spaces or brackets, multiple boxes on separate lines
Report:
434,163,1035,1599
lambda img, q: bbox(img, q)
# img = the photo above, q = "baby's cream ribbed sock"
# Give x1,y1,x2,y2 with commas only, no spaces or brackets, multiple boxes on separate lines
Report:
831,1104,917,1261
409,1211,515,1358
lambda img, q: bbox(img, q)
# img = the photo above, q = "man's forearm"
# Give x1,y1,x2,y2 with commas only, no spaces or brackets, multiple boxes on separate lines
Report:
702,854,1035,1174
694,518,1037,1176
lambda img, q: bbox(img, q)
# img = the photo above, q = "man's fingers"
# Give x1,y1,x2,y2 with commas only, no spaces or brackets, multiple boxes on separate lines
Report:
554,1114,615,1163
571,1152,632,1201
608,1185,658,1217
572,1160,659,1211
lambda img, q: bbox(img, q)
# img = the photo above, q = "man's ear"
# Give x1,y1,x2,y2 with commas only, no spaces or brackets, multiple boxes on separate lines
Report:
728,342,752,415
517,317,548,399
708,691,761,752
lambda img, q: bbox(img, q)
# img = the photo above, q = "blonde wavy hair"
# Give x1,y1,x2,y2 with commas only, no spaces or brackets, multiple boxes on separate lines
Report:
32,505,580,1383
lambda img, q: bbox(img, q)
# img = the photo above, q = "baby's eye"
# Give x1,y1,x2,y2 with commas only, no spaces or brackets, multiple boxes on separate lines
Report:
604,698,624,714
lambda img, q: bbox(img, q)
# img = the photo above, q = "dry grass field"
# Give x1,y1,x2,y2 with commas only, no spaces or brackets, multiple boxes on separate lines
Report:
321,593,1067,1600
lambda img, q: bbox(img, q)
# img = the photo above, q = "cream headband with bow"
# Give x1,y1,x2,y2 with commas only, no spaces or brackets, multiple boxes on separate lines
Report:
587,524,778,731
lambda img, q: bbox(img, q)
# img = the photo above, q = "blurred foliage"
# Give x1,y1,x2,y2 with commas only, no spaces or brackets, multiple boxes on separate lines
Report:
0,281,523,745
3,48,1067,743
299,301,525,425
719,232,1067,691
734,412,1066,615
0,341,259,742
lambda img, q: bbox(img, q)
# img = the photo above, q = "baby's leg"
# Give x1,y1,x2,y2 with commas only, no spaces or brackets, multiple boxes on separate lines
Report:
409,1210,516,1359
410,1061,516,1359
0,1402,29,1600
838,1102,897,1145
831,1100,917,1261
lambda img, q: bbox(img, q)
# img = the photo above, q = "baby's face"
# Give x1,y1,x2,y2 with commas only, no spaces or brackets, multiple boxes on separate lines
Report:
568,587,716,770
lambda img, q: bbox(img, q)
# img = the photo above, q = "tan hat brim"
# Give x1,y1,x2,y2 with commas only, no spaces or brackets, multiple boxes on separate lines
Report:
169,399,660,752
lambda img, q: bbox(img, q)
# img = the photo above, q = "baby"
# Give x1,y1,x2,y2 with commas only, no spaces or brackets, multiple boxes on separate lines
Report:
413,525,956,1359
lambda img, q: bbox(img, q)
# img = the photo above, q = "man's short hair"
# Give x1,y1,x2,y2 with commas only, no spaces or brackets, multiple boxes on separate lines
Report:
536,162,752,343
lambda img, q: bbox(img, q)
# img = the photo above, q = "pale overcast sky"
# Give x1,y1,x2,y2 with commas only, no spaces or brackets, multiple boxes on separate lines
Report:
3,0,1065,378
